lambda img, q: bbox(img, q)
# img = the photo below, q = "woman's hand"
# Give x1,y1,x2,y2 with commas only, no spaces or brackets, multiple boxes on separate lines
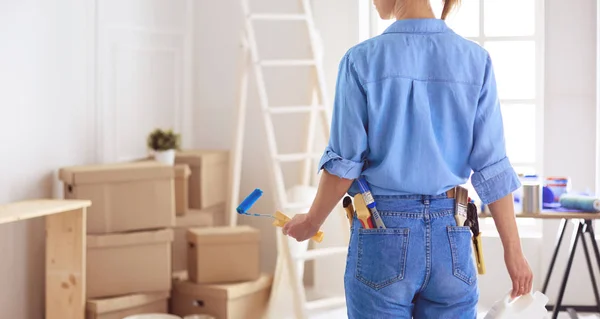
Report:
282,213,322,242
505,250,533,299
281,170,353,242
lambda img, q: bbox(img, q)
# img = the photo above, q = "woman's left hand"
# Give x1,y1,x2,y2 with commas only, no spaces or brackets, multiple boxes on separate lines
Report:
282,213,321,242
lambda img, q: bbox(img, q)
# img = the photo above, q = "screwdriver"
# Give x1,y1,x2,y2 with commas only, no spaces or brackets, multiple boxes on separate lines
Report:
356,177,386,229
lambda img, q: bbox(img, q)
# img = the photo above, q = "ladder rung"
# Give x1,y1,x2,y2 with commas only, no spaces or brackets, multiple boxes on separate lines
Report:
295,246,347,261
275,153,322,162
249,14,307,21
284,202,313,210
305,296,346,311
268,106,325,114
260,59,316,67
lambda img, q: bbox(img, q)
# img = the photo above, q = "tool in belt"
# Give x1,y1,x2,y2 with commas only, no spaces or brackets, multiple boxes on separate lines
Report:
453,186,486,275
356,177,386,229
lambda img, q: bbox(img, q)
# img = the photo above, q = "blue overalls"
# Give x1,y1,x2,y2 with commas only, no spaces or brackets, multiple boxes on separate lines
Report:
318,19,521,318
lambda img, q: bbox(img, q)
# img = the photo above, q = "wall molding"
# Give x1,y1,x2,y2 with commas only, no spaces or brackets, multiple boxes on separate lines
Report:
95,1,194,163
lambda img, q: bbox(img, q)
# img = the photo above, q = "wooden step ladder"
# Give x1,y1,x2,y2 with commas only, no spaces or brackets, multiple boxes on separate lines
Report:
226,0,351,318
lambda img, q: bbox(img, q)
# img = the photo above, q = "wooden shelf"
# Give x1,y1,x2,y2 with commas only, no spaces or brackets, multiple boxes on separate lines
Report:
0,199,90,224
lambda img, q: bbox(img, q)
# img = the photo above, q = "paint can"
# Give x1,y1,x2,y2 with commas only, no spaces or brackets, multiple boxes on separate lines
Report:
522,182,542,214
544,177,570,202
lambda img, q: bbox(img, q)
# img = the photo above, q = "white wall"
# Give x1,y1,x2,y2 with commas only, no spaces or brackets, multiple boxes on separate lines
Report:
0,1,95,317
0,0,193,318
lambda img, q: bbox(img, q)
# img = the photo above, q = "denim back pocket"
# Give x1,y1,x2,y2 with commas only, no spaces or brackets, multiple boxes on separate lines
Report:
447,226,477,285
355,228,410,290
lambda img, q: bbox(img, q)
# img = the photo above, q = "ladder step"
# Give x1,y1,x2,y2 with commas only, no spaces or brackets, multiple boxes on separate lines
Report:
295,246,347,261
305,296,346,312
268,106,325,114
260,59,316,67
283,201,314,211
249,13,307,21
275,153,322,162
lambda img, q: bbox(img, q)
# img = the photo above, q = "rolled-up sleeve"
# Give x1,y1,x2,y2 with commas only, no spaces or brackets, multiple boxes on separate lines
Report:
318,51,368,180
469,55,521,204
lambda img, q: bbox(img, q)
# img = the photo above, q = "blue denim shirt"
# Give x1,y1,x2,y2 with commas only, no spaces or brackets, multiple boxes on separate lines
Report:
318,18,521,204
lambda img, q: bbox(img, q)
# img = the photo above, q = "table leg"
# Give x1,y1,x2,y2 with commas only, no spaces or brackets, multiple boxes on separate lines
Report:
585,220,600,272
543,218,568,294
580,222,600,313
552,221,584,319
45,208,86,319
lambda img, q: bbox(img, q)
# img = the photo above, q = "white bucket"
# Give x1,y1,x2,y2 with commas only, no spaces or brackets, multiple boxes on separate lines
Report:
123,314,181,319
483,291,549,319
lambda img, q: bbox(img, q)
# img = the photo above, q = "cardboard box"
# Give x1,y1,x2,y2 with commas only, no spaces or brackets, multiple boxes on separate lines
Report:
174,164,191,216
187,226,260,284
87,229,174,298
170,273,272,319
86,291,169,319
172,205,222,273
175,150,229,210
60,161,175,234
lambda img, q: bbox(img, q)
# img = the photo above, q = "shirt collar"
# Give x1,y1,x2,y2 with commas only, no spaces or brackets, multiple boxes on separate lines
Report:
383,18,450,34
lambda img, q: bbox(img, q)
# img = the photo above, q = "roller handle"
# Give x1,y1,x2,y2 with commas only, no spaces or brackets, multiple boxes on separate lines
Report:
273,211,324,243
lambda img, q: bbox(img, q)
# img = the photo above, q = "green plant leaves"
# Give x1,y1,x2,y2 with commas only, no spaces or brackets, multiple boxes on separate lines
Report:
147,128,181,151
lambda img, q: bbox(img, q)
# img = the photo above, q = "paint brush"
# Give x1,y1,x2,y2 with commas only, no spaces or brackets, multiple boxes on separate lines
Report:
236,188,324,243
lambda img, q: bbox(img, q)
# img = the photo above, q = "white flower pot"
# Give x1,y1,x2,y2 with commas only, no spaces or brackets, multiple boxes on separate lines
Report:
153,149,176,165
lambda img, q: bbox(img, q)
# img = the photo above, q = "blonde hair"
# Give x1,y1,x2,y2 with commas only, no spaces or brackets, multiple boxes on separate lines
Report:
441,0,461,20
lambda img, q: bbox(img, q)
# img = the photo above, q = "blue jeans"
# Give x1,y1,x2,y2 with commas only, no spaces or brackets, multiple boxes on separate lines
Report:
344,194,479,319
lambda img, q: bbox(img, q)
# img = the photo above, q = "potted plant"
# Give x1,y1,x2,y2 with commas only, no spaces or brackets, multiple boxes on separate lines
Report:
147,128,181,165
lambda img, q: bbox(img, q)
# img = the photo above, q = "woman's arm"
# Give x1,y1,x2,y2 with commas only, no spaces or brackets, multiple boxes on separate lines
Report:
469,54,533,298
487,193,521,254
283,51,367,241
487,193,533,299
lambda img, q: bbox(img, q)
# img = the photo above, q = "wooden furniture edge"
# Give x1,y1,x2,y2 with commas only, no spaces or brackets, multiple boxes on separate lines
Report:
0,199,91,224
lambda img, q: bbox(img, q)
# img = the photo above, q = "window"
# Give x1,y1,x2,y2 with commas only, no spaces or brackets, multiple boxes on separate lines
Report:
363,0,545,235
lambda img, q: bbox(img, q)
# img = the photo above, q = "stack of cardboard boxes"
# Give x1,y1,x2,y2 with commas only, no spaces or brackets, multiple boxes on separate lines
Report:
58,150,231,319
169,153,273,319
171,150,230,277
169,225,272,319
59,161,176,319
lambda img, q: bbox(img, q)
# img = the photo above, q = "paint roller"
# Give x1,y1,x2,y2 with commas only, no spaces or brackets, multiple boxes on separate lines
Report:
559,194,600,212
237,188,324,243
